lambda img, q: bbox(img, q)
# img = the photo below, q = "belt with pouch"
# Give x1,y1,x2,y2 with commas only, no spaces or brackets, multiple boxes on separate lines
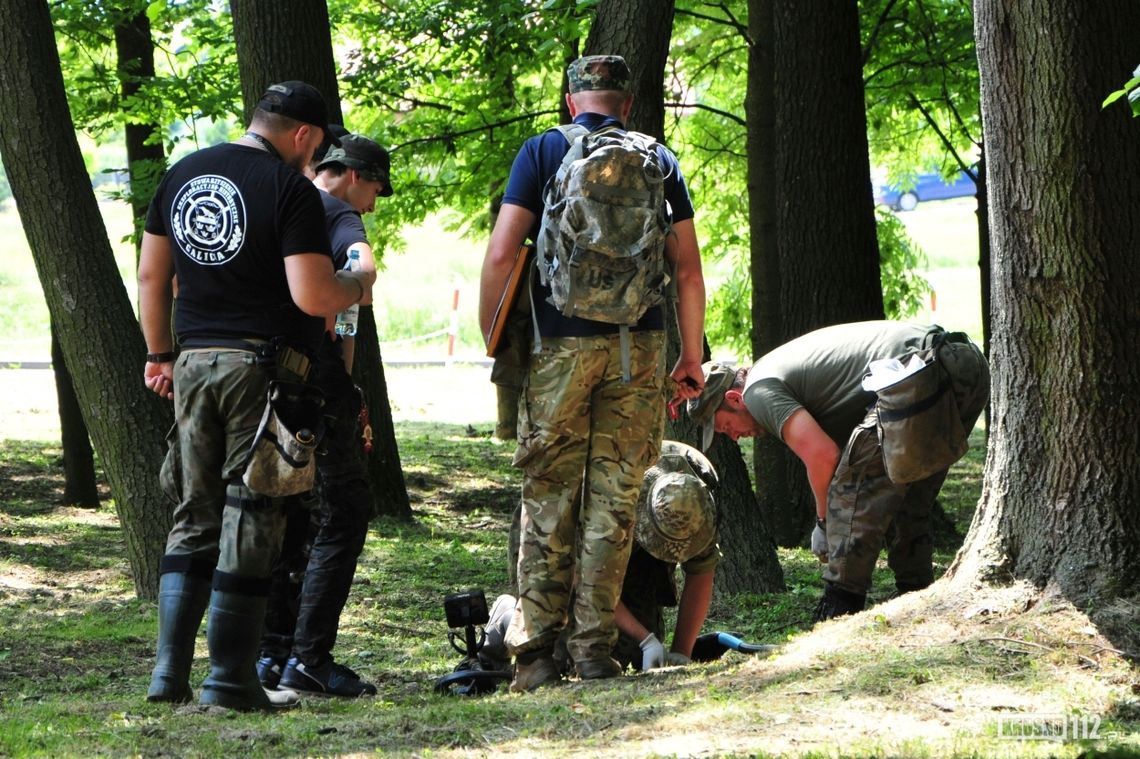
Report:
180,337,312,382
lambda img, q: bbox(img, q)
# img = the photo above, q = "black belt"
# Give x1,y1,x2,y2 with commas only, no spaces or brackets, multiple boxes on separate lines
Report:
181,337,311,381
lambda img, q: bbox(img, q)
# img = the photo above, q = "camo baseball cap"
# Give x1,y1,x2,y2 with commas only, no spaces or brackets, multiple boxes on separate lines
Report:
686,362,738,451
316,134,394,196
567,55,631,93
635,441,718,564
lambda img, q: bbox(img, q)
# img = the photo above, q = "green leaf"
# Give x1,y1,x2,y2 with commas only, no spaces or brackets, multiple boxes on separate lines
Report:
1102,89,1128,108
145,0,165,24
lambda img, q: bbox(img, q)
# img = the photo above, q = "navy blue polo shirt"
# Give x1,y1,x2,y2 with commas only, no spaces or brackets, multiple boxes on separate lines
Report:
501,113,695,338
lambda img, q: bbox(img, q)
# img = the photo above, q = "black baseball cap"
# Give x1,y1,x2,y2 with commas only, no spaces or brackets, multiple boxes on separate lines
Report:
316,134,394,196
256,81,341,146
313,123,351,164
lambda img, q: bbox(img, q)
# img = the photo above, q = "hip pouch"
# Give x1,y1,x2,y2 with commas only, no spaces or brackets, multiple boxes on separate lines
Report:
242,380,326,497
871,346,968,484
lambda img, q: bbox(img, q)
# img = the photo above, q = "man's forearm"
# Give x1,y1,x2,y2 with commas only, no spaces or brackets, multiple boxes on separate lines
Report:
674,273,706,362
672,571,714,656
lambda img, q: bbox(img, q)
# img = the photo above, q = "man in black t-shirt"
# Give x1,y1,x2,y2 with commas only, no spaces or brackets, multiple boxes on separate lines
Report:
258,134,393,698
139,81,376,712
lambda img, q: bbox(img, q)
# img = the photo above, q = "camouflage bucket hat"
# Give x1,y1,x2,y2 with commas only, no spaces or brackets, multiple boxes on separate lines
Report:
686,362,737,451
635,441,718,564
567,55,631,93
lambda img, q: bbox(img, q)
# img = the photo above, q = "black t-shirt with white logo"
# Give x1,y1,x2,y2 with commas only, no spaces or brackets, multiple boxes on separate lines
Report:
145,142,332,352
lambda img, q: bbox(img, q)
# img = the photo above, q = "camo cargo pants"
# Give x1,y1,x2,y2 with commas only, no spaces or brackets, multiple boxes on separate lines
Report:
824,336,989,594
159,350,292,588
505,331,666,664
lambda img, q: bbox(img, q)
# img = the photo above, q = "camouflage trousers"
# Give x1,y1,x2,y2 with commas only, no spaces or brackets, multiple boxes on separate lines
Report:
160,350,292,588
505,331,666,663
824,337,989,593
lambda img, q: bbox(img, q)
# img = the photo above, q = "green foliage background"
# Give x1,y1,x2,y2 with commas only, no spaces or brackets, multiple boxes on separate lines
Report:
31,0,980,361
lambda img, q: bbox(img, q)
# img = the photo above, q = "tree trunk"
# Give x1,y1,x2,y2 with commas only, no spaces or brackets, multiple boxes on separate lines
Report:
755,0,886,546
584,0,674,142
0,0,174,599
114,8,165,256
231,0,411,519
230,0,341,127
51,322,99,507
974,149,992,435
353,307,412,519
950,0,1140,652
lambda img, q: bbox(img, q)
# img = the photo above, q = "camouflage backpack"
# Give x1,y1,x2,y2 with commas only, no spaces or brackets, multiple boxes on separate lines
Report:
533,123,672,379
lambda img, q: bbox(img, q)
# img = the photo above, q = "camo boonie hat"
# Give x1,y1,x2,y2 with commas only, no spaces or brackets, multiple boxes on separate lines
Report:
686,362,737,451
635,441,718,564
567,55,631,93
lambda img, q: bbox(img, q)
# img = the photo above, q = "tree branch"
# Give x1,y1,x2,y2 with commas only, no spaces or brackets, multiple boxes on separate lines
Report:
665,100,746,127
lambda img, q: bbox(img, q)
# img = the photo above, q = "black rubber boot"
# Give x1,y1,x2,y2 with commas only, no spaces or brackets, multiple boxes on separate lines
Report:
199,591,299,711
146,572,211,703
812,582,867,622
894,579,931,597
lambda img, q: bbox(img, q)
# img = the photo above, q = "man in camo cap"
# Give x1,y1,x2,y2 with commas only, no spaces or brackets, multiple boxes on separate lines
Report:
478,54,706,692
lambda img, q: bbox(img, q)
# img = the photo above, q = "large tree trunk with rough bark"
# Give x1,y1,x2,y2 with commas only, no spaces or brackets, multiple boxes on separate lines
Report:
584,0,673,141
752,0,886,547
231,0,411,519
949,0,1140,653
0,0,174,598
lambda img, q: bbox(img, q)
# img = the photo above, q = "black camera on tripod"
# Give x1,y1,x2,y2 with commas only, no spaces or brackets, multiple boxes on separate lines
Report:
433,589,512,696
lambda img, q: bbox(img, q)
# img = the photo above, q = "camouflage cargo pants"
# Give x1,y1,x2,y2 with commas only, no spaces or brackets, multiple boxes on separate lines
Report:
824,337,989,593
161,350,290,583
505,332,666,663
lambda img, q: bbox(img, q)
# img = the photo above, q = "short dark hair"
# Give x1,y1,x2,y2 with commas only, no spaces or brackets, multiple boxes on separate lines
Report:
250,109,302,135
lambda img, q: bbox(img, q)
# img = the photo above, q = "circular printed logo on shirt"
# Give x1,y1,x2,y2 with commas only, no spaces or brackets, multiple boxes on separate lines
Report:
169,175,246,265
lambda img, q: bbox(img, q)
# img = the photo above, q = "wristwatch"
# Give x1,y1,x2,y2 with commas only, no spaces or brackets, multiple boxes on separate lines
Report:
146,351,177,363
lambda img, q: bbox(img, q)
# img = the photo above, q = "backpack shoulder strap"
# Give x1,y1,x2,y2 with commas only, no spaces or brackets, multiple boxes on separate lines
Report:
551,123,589,143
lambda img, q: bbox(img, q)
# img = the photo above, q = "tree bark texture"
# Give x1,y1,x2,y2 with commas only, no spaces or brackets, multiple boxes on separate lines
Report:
752,0,887,546
745,0,804,546
353,307,412,520
230,0,342,126
231,0,411,519
747,0,780,355
771,0,883,336
952,0,1140,643
584,0,675,142
114,8,165,255
51,323,99,507
0,0,174,598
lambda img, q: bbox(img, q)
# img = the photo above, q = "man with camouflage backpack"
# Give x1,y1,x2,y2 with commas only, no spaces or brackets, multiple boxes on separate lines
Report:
477,55,706,692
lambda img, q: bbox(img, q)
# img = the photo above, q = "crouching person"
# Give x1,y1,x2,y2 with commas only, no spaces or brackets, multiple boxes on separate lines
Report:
487,441,720,681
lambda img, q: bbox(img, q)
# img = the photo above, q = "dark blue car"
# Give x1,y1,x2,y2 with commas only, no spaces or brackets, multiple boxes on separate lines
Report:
874,169,977,211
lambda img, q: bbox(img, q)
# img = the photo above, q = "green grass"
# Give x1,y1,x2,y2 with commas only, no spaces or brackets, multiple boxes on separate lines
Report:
4,421,1135,758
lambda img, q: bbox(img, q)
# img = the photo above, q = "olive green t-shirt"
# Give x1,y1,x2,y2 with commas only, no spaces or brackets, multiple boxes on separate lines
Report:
742,321,932,445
